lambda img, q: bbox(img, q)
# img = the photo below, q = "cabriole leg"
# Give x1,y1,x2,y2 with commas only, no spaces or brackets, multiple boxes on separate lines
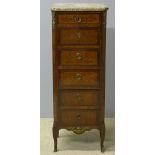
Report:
53,126,59,152
100,123,105,152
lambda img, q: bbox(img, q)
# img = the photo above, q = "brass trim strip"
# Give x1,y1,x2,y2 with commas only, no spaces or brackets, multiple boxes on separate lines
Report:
52,11,55,27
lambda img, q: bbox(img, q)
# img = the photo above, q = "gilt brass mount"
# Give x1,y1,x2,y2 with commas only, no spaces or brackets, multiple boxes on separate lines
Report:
67,127,91,134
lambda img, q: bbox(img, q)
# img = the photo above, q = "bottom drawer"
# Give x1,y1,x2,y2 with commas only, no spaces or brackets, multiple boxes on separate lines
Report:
61,110,97,125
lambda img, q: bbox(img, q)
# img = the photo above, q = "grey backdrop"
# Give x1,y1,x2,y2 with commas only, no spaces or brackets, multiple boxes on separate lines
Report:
40,0,115,118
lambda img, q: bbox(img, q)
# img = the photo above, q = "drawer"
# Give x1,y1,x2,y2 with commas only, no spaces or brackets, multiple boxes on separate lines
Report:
59,70,99,88
61,110,97,125
59,49,98,66
60,90,99,106
58,13,100,24
58,28,99,45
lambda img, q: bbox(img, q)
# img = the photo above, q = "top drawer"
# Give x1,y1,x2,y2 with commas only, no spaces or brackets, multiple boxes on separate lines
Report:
57,13,100,24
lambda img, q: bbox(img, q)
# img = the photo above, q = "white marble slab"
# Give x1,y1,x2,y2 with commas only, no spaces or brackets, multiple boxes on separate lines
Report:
51,3,108,11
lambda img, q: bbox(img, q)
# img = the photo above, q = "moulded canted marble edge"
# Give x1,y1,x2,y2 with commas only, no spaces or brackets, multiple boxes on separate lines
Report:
51,3,108,12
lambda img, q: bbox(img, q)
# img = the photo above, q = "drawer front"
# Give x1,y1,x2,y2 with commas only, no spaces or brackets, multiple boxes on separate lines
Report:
59,71,99,88
59,49,98,66
58,13,100,24
59,28,99,45
60,90,99,106
61,110,97,125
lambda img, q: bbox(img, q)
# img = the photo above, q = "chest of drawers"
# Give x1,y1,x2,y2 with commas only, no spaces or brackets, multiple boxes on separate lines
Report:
51,3,108,152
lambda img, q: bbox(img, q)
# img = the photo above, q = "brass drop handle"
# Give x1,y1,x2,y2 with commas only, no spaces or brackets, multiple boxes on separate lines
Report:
76,94,83,101
76,112,81,120
75,73,82,80
76,52,82,60
74,16,81,23
76,32,81,39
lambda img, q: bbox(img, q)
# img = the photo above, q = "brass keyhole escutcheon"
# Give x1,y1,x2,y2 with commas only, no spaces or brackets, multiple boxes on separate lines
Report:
76,93,83,102
75,73,82,80
74,16,81,23
76,112,81,120
76,32,81,39
76,52,82,60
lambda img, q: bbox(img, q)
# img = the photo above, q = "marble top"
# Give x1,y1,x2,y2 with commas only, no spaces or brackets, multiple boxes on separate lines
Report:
51,3,108,11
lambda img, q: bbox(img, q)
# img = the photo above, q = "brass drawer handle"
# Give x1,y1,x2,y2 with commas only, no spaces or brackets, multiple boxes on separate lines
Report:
76,32,81,39
76,94,83,101
75,73,82,80
76,112,81,120
76,52,82,60
74,16,81,23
